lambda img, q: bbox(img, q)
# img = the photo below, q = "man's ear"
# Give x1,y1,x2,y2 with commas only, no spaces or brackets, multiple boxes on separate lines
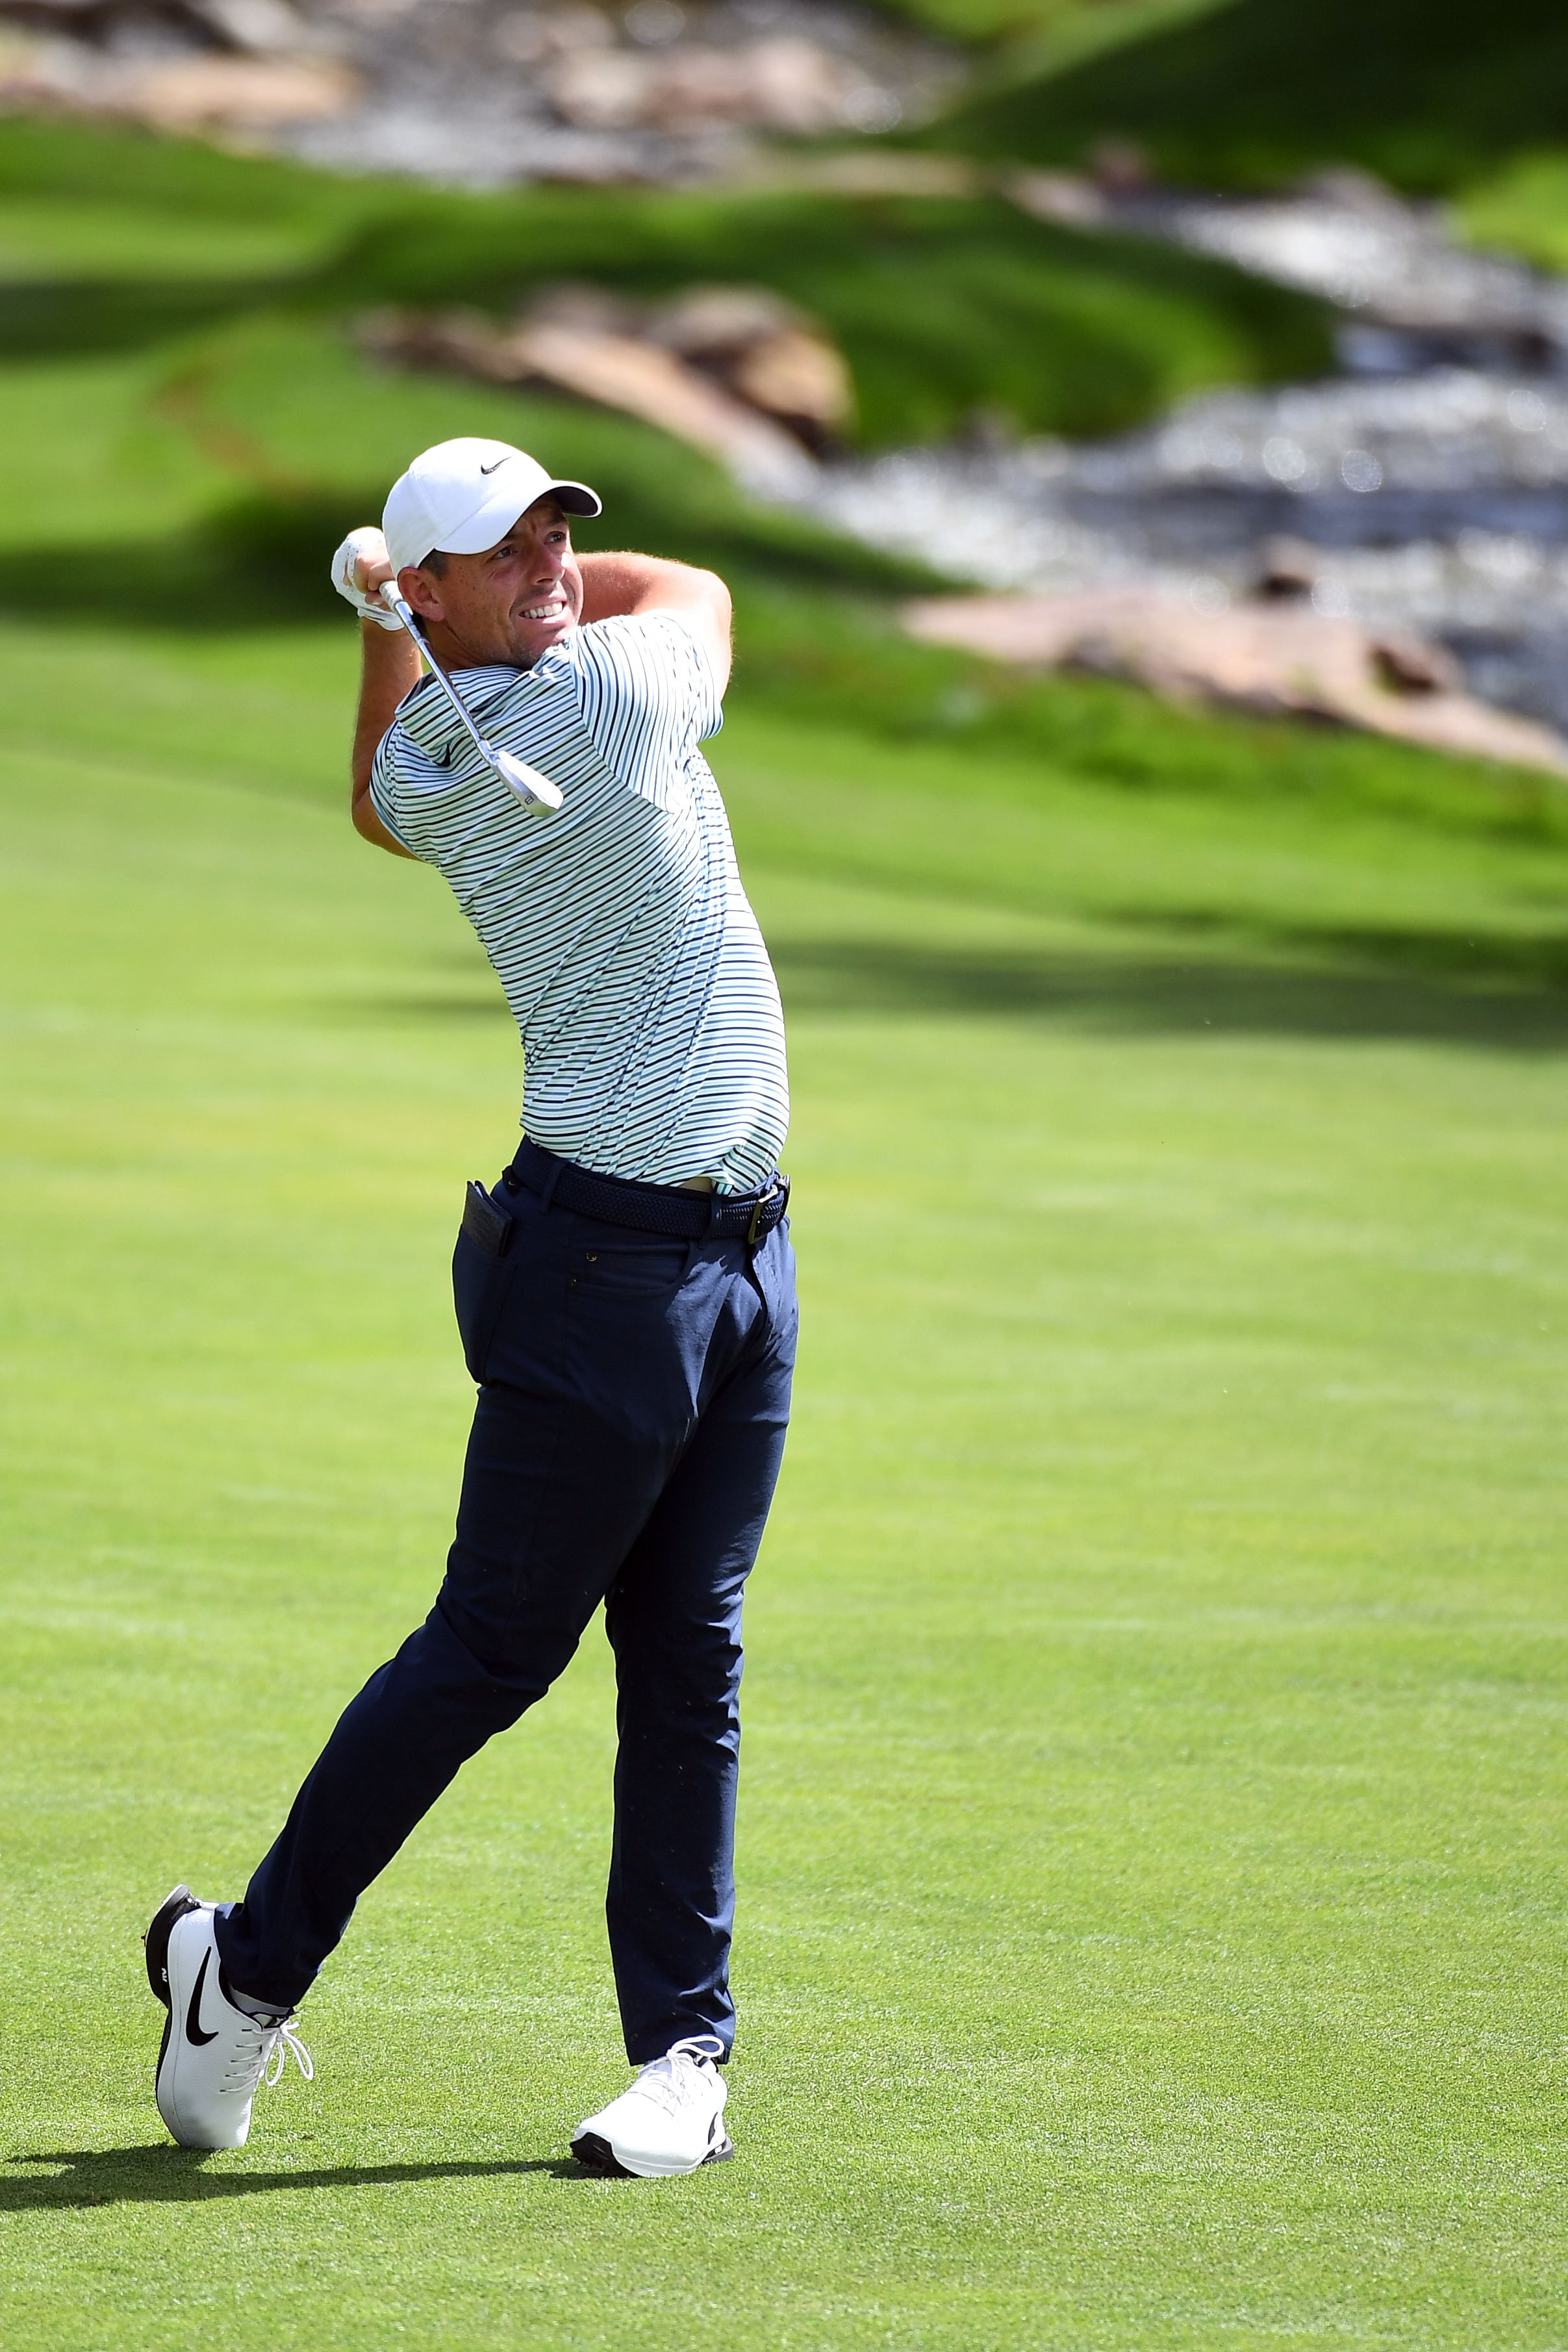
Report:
398,564,445,623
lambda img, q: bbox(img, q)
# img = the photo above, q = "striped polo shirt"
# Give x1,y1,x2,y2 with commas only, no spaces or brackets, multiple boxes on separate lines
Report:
369,609,789,1195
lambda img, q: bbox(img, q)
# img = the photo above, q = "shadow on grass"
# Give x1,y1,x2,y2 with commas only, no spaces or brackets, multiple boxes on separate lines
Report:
0,277,295,361
4,2144,592,2208
0,494,929,634
0,496,381,632
360,941,1568,1054
769,938,1568,1052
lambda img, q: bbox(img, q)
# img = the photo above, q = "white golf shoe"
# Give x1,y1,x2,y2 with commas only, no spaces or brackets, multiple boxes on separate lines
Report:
572,2035,734,2177
145,1886,313,2151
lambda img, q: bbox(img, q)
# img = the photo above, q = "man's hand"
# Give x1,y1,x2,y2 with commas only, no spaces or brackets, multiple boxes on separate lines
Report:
332,527,401,629
579,553,733,694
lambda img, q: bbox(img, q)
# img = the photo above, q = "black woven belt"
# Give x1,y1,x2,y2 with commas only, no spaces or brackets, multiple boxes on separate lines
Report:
503,1136,790,1245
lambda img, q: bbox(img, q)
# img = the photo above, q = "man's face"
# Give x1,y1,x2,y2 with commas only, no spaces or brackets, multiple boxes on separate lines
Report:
398,495,584,668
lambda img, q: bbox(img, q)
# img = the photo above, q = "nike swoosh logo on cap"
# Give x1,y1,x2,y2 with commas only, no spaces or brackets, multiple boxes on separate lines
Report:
186,1947,218,2047
479,456,512,475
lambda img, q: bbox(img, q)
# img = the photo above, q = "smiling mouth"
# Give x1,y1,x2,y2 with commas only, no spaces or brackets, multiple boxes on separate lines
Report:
518,596,568,623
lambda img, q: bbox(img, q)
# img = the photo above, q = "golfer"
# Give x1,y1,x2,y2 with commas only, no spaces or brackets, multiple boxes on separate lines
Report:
144,437,795,2179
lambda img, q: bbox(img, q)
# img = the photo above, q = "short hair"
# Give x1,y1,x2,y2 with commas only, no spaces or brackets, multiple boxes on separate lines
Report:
420,548,448,577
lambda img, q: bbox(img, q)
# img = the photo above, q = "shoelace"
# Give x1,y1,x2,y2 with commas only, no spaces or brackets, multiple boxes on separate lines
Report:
220,2010,314,2098
262,2017,314,2090
629,2034,724,2117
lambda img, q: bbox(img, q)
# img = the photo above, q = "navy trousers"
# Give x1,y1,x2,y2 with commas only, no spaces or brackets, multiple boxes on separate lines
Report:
214,1165,797,2062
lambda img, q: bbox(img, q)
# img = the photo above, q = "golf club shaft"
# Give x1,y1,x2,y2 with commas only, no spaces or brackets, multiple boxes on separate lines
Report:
378,584,498,769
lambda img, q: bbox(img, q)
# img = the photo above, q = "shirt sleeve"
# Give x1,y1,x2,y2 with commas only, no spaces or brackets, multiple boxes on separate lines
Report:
368,724,422,855
572,611,724,809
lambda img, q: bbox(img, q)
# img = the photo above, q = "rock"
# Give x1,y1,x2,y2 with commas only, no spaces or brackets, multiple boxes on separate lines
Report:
0,30,358,127
743,38,868,134
518,281,641,336
646,286,852,447
544,36,876,135
648,285,798,353
1089,138,1152,195
1293,165,1406,216
1369,631,1462,695
729,329,852,448
184,0,316,56
901,589,1568,777
540,47,647,128
1004,170,1107,229
118,51,358,127
362,303,816,497
512,318,818,493
625,0,685,47
0,0,959,184
1256,535,1321,598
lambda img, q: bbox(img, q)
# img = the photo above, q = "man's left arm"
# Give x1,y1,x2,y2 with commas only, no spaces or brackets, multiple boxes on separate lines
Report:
577,553,733,694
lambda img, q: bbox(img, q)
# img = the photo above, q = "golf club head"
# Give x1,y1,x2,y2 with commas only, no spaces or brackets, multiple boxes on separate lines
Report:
492,748,564,813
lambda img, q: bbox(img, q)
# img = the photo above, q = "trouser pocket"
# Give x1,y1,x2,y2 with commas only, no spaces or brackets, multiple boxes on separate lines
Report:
452,1189,516,1382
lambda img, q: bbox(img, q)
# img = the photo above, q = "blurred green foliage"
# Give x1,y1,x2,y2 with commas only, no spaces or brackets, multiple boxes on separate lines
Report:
1457,153,1568,270
853,0,1230,54
335,191,1332,447
929,0,1568,194
4,291,1565,879
0,110,1563,928
0,118,1331,449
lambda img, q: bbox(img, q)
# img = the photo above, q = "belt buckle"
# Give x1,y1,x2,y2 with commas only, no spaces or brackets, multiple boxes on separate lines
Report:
746,1173,789,1246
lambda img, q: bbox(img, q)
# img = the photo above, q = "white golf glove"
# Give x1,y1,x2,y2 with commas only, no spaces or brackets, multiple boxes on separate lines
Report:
331,525,402,629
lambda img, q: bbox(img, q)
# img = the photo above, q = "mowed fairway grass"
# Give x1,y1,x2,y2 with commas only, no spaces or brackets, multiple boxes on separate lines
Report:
1,607,1566,2351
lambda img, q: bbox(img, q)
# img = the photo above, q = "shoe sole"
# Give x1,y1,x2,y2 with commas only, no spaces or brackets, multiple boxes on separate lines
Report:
570,2129,735,2179
145,1884,198,2007
145,1884,201,2133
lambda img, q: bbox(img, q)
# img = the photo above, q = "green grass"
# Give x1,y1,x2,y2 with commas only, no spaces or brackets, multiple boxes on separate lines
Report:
3,608,1568,2351
928,0,1568,196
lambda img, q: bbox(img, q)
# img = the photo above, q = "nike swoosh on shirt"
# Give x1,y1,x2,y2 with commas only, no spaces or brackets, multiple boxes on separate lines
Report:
186,1947,218,2046
479,457,512,475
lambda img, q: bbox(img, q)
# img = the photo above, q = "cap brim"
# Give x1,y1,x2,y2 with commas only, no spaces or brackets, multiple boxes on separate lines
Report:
438,477,602,557
549,481,603,518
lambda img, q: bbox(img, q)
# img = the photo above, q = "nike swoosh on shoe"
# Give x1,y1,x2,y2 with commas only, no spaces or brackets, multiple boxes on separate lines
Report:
186,1949,218,2047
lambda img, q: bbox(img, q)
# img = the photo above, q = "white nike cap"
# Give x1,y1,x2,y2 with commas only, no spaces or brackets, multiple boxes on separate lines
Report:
383,436,602,575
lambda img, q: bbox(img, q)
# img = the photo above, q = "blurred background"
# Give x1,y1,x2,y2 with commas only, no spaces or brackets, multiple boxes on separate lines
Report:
4,0,1568,759
3,5,1567,2347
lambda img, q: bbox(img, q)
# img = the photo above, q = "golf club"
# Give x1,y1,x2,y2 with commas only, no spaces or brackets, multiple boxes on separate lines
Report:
377,582,564,813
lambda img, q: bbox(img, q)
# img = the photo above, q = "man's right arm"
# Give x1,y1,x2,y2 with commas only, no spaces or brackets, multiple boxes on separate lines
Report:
349,601,422,861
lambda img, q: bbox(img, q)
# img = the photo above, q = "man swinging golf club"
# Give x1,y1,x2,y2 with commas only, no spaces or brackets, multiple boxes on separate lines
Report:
144,436,794,2179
